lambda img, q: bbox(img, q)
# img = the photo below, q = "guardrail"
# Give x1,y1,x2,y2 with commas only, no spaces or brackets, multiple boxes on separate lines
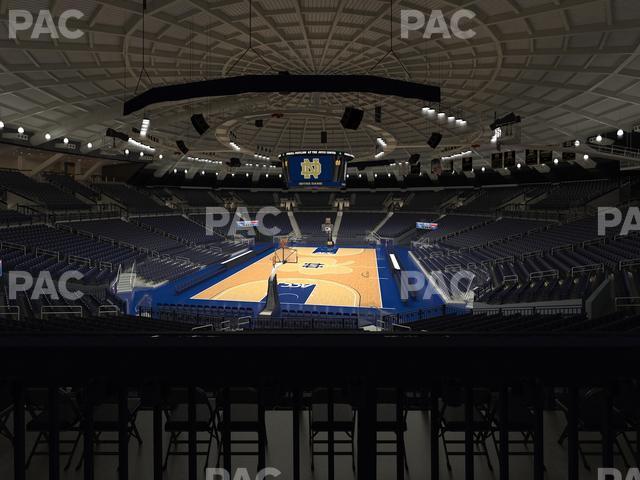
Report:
98,305,121,317
0,306,20,320
620,258,640,269
41,305,83,319
530,269,559,280
473,305,584,316
615,297,640,309
219,316,252,332
571,264,604,276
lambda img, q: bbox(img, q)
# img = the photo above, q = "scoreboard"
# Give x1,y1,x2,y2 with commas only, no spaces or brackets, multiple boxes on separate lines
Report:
280,151,352,188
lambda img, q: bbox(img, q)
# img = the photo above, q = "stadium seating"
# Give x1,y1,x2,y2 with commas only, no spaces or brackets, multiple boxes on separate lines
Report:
295,212,336,239
0,170,90,210
376,213,438,238
338,212,387,240
349,192,390,210
296,192,332,209
95,183,170,212
169,188,222,206
532,179,619,209
44,173,99,201
234,191,278,206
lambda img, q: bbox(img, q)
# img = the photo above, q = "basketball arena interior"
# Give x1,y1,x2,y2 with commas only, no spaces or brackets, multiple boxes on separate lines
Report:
1,1,640,479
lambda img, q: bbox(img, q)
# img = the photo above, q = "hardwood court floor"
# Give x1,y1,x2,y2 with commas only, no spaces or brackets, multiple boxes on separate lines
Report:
191,247,383,308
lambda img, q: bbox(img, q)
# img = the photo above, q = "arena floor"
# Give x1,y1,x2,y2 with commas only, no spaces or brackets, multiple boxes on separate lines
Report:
191,246,383,308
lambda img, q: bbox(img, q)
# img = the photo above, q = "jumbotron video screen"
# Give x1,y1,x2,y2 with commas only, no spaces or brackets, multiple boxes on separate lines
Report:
280,150,352,188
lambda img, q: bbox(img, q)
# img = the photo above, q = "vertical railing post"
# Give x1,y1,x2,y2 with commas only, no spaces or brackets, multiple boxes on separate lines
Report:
533,381,544,480
430,384,440,480
567,386,579,480
602,385,614,469
13,381,25,480
48,386,60,480
292,387,301,480
499,385,509,480
327,387,334,480
358,378,376,480
464,385,474,480
187,386,197,480
118,386,128,480
83,383,94,480
152,383,163,480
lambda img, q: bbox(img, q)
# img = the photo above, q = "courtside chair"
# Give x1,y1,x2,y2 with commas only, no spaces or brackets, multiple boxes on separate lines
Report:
163,387,218,472
73,389,143,471
439,385,495,471
556,388,633,470
25,388,82,471
0,383,13,443
375,388,409,471
490,386,543,466
215,387,267,469
309,388,356,472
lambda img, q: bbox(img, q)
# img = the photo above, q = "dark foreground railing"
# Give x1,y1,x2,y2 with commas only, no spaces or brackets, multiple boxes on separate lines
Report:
2,332,640,480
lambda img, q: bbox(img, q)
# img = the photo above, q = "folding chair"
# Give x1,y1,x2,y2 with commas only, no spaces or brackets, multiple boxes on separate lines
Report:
439,386,495,471
309,388,356,471
491,387,541,462
376,388,409,471
0,385,13,443
163,387,217,471
557,388,633,470
74,390,143,470
215,387,266,469
25,389,82,471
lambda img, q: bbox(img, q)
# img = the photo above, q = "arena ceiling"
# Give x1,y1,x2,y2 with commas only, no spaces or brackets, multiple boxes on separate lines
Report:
1,0,640,171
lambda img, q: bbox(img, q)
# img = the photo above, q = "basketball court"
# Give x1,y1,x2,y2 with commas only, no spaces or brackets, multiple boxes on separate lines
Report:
191,245,383,308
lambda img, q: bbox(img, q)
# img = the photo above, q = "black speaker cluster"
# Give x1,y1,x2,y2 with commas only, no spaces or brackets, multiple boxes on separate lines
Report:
191,114,210,135
427,132,443,149
341,107,364,130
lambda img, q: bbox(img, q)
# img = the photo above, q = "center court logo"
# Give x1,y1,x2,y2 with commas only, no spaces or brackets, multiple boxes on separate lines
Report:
400,9,477,40
301,158,322,180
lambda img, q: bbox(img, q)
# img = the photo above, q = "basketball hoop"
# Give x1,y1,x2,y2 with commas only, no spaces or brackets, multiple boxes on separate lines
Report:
272,237,298,266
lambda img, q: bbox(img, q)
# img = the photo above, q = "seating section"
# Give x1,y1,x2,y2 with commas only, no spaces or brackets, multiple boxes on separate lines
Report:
170,189,221,206
235,191,278,206
400,190,460,211
0,312,196,332
407,311,640,333
95,183,170,212
138,215,225,246
0,223,203,284
415,215,492,243
0,209,32,226
69,219,225,265
440,218,547,250
533,180,618,209
0,170,89,210
350,193,389,210
457,188,523,213
377,213,438,238
295,212,335,239
338,213,387,240
296,193,332,209
44,173,99,201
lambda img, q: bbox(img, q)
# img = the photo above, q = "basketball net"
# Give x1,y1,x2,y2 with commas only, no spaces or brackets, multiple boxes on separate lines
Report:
272,238,298,266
